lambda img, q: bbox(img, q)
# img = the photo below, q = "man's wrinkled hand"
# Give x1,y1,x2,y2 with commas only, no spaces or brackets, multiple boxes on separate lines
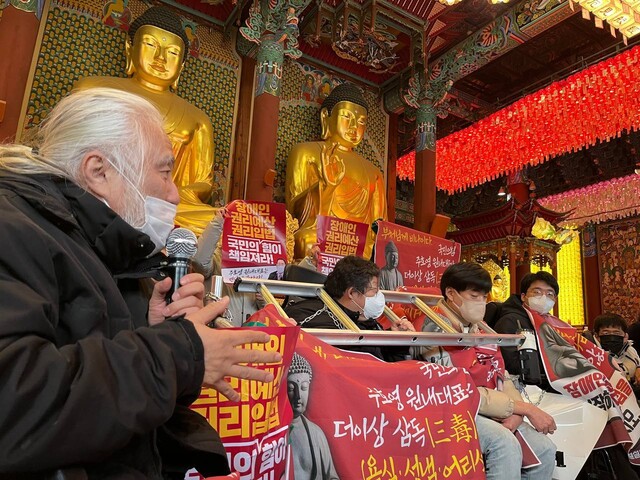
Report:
525,405,556,435
148,273,205,326
188,298,282,402
501,414,524,433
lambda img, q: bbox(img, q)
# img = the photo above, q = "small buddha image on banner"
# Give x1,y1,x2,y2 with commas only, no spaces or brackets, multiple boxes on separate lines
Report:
316,215,368,275
374,221,461,290
221,200,287,283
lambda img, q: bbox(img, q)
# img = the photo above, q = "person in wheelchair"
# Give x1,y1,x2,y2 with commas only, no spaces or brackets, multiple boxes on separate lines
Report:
285,255,414,362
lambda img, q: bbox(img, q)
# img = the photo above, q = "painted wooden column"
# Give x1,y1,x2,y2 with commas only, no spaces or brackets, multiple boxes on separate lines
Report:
0,6,40,141
508,236,519,295
386,112,398,222
551,255,560,317
413,102,436,233
245,36,283,201
581,225,601,328
229,56,255,201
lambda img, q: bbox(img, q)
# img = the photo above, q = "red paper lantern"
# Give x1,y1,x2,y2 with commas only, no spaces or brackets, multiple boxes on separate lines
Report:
397,46,640,193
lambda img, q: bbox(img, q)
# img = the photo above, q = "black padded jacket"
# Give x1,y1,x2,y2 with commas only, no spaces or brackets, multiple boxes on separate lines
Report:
0,172,228,479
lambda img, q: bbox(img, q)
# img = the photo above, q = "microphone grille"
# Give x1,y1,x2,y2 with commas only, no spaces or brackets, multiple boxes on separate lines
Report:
166,228,198,258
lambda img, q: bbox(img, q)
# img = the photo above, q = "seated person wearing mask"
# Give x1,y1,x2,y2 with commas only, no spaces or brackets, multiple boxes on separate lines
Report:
421,263,557,480
593,313,640,385
268,258,287,280
285,255,414,362
497,276,640,480
493,271,559,390
0,88,280,478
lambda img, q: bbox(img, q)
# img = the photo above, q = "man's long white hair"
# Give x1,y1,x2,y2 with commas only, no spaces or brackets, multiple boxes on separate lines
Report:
0,88,170,226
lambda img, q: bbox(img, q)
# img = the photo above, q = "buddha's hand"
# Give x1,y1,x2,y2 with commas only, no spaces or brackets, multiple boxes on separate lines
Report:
320,141,346,186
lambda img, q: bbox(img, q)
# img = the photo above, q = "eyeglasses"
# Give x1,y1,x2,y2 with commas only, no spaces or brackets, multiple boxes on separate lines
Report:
528,288,557,299
362,285,379,295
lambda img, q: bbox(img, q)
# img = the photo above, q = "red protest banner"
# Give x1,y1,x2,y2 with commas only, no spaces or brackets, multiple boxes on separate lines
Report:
290,331,483,479
190,303,484,479
258,309,483,480
221,200,287,283
190,313,299,480
374,221,461,290
316,215,368,275
528,309,640,463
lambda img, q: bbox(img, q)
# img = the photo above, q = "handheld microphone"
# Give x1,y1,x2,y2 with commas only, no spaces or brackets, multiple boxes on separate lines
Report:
165,228,198,304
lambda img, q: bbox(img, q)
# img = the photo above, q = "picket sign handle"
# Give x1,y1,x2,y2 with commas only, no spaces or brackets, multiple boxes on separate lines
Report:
234,277,524,347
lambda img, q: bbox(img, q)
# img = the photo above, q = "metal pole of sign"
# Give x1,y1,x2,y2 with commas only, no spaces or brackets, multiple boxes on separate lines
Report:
257,283,289,320
382,290,441,306
435,299,466,331
234,278,523,347
316,288,361,332
234,278,361,332
235,277,327,297
304,329,525,347
434,298,498,335
411,296,458,334
383,305,405,327
478,321,498,334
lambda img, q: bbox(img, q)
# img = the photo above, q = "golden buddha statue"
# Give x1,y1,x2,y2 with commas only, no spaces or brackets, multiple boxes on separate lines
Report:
286,83,386,260
482,259,509,303
75,6,216,235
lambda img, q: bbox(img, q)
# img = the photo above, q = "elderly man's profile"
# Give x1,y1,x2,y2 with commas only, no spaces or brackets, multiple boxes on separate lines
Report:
287,353,339,480
379,241,404,291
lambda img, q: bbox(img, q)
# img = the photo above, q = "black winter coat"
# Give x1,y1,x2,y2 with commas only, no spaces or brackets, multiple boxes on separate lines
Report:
493,294,550,389
285,297,410,362
0,173,228,479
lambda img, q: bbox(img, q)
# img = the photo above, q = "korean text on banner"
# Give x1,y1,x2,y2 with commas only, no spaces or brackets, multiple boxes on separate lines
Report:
190,311,299,479
316,215,368,275
221,201,287,283
374,220,460,290
284,329,484,479
528,310,640,464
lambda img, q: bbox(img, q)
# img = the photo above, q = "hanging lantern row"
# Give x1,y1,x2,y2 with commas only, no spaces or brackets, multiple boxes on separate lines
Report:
397,45,640,193
539,174,640,228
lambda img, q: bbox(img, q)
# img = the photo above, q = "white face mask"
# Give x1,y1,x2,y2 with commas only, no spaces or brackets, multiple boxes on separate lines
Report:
106,159,177,254
450,290,486,325
139,196,178,254
527,295,555,315
352,290,386,319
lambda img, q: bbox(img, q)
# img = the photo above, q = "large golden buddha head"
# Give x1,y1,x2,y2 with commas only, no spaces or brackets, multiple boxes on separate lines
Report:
126,6,190,91
320,83,368,149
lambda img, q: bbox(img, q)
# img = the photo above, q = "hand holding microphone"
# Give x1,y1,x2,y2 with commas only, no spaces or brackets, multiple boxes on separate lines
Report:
148,228,203,325
165,228,198,302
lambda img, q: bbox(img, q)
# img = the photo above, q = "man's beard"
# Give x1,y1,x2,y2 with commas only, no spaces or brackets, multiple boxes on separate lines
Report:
117,191,146,229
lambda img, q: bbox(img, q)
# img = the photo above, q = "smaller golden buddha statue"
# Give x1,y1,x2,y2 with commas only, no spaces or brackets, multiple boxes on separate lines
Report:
286,83,386,260
490,274,509,303
75,6,216,235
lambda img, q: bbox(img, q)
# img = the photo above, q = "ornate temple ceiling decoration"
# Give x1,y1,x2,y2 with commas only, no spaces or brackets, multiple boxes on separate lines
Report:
569,0,640,42
166,0,640,220
397,43,640,193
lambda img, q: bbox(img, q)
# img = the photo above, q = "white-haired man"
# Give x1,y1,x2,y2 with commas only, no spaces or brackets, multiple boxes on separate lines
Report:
0,88,280,478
